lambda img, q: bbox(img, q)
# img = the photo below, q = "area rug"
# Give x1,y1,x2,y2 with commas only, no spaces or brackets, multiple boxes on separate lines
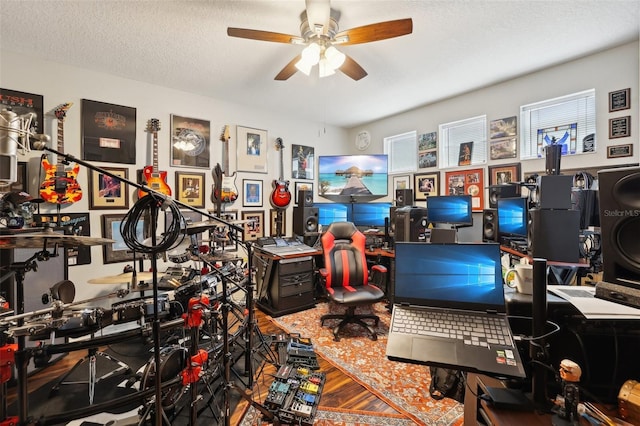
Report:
269,302,464,426
241,405,415,426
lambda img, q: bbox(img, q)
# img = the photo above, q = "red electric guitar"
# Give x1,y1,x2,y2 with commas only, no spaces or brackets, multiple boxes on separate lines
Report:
39,103,83,204
270,138,291,209
138,118,171,198
211,125,238,203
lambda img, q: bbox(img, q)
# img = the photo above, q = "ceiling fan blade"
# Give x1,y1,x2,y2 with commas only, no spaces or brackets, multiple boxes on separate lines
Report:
339,55,368,81
275,54,302,81
227,27,303,44
305,0,331,35
334,18,413,45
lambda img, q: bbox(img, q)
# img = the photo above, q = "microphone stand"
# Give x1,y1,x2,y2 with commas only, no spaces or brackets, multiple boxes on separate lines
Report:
33,143,264,424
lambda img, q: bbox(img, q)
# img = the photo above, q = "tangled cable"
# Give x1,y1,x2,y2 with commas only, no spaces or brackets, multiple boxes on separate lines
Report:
120,193,184,255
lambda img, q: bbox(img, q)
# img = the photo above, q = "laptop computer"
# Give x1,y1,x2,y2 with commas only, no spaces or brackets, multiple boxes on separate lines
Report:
386,242,526,378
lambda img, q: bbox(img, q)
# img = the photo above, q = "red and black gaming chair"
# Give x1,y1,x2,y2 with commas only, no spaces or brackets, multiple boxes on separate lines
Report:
319,222,386,341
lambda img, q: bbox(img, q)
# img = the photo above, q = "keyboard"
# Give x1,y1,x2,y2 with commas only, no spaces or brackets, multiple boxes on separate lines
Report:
392,308,512,347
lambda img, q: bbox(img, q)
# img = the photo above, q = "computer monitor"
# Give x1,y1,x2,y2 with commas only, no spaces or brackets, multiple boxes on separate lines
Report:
497,197,528,238
316,202,350,227
351,202,392,228
426,195,473,226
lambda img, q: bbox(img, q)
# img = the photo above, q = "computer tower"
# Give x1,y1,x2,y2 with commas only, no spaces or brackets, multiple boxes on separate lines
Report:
394,206,428,242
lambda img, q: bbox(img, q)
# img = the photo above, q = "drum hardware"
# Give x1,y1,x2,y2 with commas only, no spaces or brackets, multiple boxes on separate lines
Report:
87,271,166,285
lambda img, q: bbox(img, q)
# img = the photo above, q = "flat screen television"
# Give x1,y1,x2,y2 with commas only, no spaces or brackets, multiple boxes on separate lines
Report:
316,203,350,227
351,202,392,228
426,195,473,226
318,154,388,198
497,197,528,238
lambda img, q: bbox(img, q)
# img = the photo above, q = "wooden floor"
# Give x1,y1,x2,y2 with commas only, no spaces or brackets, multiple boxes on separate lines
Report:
6,306,400,425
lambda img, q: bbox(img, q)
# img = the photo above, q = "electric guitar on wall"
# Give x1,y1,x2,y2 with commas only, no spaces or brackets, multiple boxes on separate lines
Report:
211,125,238,203
270,137,291,209
39,103,83,204
138,118,171,198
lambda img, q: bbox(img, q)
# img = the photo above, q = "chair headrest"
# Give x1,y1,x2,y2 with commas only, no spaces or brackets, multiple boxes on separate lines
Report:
325,221,358,240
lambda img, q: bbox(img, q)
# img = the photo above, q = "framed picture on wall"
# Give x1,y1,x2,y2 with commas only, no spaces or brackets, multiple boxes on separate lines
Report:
291,144,314,179
488,163,521,186
89,167,129,209
176,171,205,208
243,179,263,207
294,181,313,204
241,210,264,241
392,175,411,192
237,126,268,173
170,114,210,168
445,168,485,212
81,99,137,164
101,213,144,264
270,209,287,236
414,172,439,200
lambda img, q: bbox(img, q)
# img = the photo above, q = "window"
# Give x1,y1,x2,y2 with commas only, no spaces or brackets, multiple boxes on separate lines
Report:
384,130,417,174
438,115,487,169
520,89,596,160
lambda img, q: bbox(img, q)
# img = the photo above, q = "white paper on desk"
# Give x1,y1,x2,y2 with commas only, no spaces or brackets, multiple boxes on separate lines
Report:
548,285,640,319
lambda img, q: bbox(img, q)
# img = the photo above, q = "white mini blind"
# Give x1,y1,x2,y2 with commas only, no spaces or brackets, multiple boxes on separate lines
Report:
438,115,487,168
384,130,417,174
520,89,596,159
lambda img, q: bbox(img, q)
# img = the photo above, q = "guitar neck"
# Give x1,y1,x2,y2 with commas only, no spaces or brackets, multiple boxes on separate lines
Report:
279,148,284,181
57,119,64,169
223,139,229,173
152,131,159,173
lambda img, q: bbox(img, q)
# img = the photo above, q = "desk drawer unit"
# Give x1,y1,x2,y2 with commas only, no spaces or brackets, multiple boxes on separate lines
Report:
270,256,315,313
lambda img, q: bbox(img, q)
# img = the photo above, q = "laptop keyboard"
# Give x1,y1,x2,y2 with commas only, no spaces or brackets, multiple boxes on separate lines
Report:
392,308,513,347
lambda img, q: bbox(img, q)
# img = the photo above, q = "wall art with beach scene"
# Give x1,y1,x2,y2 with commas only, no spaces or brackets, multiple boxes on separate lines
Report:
317,154,388,198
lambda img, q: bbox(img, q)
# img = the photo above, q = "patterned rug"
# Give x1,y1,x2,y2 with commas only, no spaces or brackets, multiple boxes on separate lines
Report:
241,406,415,426
269,302,465,426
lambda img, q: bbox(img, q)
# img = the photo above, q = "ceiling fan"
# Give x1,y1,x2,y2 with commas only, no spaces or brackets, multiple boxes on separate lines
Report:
227,0,413,81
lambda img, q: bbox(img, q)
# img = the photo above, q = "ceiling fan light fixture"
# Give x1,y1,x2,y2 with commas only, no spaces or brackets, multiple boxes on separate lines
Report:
301,42,321,65
318,57,336,78
324,45,345,69
295,59,313,76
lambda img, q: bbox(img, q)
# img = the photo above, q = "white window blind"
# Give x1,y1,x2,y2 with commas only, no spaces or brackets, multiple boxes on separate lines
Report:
520,89,596,159
438,115,487,168
384,130,417,174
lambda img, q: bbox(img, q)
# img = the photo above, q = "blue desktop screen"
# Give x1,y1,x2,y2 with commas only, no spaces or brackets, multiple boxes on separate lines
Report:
426,195,473,225
351,202,392,227
316,203,350,227
497,197,528,237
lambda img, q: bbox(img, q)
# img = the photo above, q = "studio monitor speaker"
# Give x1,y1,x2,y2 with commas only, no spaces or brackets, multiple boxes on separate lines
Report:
482,208,498,242
537,175,573,209
297,189,313,207
395,189,413,207
598,166,640,288
293,206,319,236
528,208,580,263
488,185,520,208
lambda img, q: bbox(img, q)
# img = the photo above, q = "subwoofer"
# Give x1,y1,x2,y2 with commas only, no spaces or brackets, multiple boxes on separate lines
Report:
482,208,498,242
598,167,640,288
395,189,413,207
528,208,580,263
293,206,319,236
297,189,313,207
488,184,520,208
537,175,573,209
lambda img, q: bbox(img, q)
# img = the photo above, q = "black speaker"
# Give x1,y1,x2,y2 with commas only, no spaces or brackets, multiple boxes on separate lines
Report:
297,189,313,207
537,175,573,209
395,189,413,207
598,167,640,288
293,206,319,236
488,184,520,208
395,206,429,242
528,208,580,263
482,208,498,242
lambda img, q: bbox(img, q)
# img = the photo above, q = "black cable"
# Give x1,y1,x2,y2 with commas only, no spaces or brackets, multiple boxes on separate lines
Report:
120,193,183,254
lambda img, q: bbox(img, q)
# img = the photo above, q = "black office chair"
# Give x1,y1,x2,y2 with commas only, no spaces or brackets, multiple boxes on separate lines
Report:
319,222,386,341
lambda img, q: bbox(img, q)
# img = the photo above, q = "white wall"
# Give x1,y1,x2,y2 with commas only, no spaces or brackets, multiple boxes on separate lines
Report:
1,49,347,302
349,40,639,195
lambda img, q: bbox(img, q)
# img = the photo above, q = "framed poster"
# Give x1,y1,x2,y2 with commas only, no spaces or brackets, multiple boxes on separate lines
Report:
418,131,437,169
609,116,631,139
243,179,263,207
489,137,517,160
294,181,313,204
0,88,44,141
89,167,129,209
81,99,136,164
488,163,521,186
458,142,473,166
241,210,264,241
414,172,439,200
445,168,485,212
270,208,287,237
101,213,144,264
176,171,205,208
392,175,411,192
170,114,210,168
609,88,630,112
292,144,314,179
237,126,267,173
489,116,517,139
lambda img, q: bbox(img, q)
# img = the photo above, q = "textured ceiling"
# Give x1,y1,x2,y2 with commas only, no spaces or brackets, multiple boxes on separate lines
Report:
1,0,638,128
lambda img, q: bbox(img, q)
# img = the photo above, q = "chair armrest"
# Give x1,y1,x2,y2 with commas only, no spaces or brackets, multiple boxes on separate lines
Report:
319,268,328,278
369,264,388,289
371,264,387,274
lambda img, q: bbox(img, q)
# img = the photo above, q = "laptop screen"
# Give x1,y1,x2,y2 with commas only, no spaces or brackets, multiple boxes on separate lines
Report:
394,242,506,312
